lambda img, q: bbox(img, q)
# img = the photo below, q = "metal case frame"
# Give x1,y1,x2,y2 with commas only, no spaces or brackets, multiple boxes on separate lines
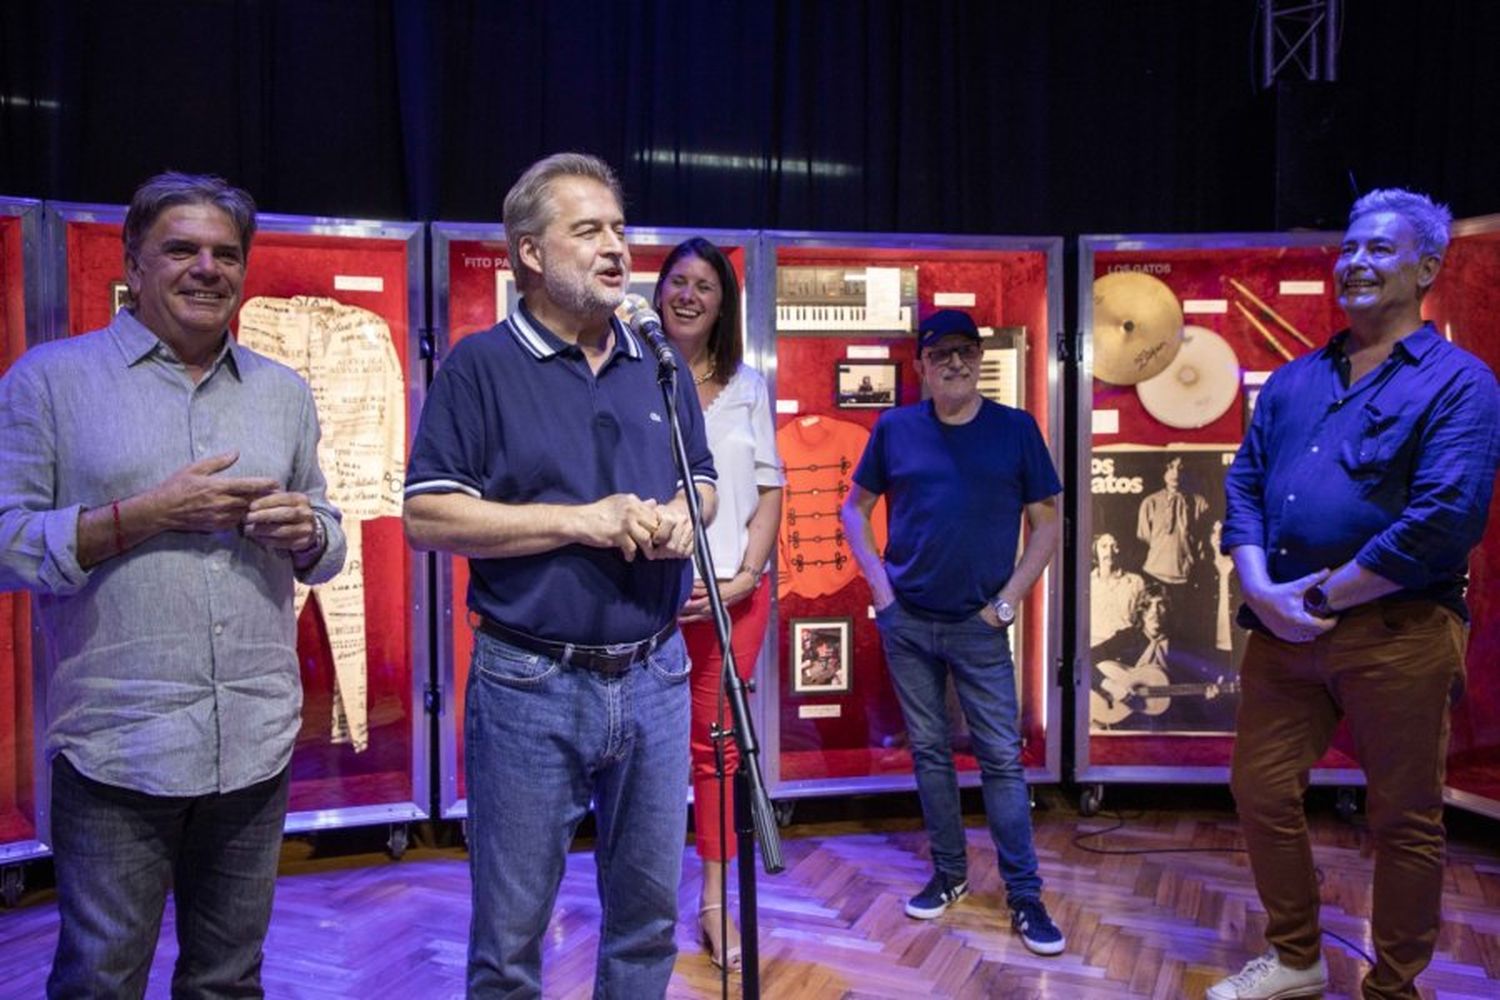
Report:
0,197,48,864
759,230,1066,799
37,201,430,836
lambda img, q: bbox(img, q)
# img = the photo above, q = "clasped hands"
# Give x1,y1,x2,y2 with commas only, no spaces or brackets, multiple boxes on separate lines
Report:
155,451,320,555
1246,568,1338,644
583,493,694,563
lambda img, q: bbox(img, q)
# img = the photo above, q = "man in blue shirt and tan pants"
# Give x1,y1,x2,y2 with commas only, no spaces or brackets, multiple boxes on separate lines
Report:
1210,189,1500,1000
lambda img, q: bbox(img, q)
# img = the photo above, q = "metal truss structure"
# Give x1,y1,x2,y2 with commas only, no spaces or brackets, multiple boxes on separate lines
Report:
1259,0,1342,87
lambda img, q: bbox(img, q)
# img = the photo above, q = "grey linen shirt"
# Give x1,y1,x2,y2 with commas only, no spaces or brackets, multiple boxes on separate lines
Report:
0,310,346,796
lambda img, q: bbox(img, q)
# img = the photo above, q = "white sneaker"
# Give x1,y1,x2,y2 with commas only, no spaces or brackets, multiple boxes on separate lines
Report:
1205,950,1327,999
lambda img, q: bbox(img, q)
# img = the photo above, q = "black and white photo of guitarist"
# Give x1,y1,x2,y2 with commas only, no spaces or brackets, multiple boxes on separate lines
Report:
1090,583,1239,732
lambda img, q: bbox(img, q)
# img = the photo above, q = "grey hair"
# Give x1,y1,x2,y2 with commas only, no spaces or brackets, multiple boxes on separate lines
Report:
502,152,624,287
123,171,257,266
1349,187,1452,260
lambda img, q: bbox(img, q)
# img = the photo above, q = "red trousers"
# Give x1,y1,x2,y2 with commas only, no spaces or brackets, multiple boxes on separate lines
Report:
683,576,771,863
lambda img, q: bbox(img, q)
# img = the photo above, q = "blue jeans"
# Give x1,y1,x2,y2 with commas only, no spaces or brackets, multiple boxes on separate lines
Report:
876,602,1043,906
47,753,290,999
465,629,692,999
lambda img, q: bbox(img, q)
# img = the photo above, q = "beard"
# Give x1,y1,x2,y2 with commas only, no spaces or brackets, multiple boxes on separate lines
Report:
540,258,625,317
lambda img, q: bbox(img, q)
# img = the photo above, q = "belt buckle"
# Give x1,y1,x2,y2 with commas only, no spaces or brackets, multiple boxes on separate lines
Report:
603,640,645,671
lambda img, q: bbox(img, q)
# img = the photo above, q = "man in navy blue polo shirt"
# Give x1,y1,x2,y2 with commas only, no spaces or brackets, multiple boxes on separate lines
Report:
841,309,1066,956
404,152,716,998
1209,190,1500,1000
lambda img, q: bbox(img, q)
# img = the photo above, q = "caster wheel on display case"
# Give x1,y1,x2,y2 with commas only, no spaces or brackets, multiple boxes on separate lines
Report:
387,823,409,860
772,800,796,829
1,865,23,908
1079,784,1104,817
1335,787,1359,823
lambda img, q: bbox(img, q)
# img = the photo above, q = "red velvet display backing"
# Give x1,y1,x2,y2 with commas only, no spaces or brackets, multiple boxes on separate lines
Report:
63,220,416,813
1424,230,1500,807
773,247,1054,785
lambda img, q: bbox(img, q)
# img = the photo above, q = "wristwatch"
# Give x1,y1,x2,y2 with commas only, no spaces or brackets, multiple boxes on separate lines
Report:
988,596,1016,626
1302,584,1337,619
294,515,327,559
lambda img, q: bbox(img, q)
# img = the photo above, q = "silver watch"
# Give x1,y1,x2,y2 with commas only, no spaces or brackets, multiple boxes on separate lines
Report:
989,596,1016,625
294,515,326,558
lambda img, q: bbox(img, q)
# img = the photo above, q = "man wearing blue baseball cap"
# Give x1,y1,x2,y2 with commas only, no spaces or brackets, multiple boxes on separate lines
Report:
842,308,1066,955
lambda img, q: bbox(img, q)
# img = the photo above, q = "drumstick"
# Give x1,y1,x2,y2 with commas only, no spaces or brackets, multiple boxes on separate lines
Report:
1233,301,1294,362
1228,278,1315,348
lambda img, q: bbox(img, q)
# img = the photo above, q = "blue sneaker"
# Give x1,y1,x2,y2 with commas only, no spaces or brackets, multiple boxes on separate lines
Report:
1010,897,1065,955
905,873,969,919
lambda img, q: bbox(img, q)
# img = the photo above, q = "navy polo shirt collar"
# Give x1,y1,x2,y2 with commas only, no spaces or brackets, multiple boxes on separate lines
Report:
507,299,642,363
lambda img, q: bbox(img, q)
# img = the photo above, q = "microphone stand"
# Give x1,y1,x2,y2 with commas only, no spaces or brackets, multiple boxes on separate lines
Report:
654,353,783,1000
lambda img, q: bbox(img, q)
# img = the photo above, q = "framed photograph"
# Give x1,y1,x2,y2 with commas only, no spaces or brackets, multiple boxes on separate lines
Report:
110,281,130,314
1088,445,1244,736
835,360,898,409
790,617,852,695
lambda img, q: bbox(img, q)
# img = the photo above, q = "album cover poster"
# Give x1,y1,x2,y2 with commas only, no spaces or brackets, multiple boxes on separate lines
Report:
1088,445,1246,735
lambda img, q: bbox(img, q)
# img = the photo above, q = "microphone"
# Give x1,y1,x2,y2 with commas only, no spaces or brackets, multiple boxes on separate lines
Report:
621,293,677,372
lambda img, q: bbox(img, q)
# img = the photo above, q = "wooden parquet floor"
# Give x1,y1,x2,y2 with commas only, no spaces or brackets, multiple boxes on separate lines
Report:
2,800,1498,998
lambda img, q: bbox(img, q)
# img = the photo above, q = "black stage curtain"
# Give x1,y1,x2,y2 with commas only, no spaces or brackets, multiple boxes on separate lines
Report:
2,1,1498,232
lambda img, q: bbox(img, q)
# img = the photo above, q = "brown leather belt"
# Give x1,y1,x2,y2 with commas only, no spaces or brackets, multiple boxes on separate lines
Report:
474,615,677,675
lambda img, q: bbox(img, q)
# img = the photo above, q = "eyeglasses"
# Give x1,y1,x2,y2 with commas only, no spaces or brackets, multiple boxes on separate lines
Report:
924,343,982,365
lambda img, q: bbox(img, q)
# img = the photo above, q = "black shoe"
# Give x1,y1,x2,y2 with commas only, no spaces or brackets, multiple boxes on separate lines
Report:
904,873,969,919
1010,897,1065,955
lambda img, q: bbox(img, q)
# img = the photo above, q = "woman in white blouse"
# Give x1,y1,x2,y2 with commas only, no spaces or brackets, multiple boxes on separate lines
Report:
655,238,783,972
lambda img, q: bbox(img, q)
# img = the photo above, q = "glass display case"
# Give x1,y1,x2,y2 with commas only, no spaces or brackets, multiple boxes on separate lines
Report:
428,222,763,819
761,231,1065,798
41,202,430,835
1074,232,1366,803
1423,213,1500,821
0,197,46,869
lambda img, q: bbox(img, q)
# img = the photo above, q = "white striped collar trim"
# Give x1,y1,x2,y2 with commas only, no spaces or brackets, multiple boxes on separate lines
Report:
505,307,640,361
404,479,482,499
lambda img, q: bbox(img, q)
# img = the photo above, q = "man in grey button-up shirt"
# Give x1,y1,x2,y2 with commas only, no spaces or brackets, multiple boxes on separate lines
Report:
0,172,345,998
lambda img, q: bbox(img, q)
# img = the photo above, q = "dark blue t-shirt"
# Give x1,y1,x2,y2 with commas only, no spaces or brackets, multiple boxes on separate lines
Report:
404,303,716,644
853,398,1061,621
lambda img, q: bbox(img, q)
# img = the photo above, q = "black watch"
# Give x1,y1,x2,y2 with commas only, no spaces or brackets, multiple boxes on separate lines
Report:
1302,584,1337,619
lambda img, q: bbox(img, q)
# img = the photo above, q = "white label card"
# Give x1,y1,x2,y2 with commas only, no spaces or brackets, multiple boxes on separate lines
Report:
1279,280,1325,295
846,345,891,360
864,267,902,326
333,275,384,293
775,399,800,415
933,292,976,307
798,704,843,719
1183,299,1228,314
1092,409,1120,434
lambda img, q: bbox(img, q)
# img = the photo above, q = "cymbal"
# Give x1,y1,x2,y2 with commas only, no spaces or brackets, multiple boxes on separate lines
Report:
1092,272,1185,385
1137,325,1241,429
